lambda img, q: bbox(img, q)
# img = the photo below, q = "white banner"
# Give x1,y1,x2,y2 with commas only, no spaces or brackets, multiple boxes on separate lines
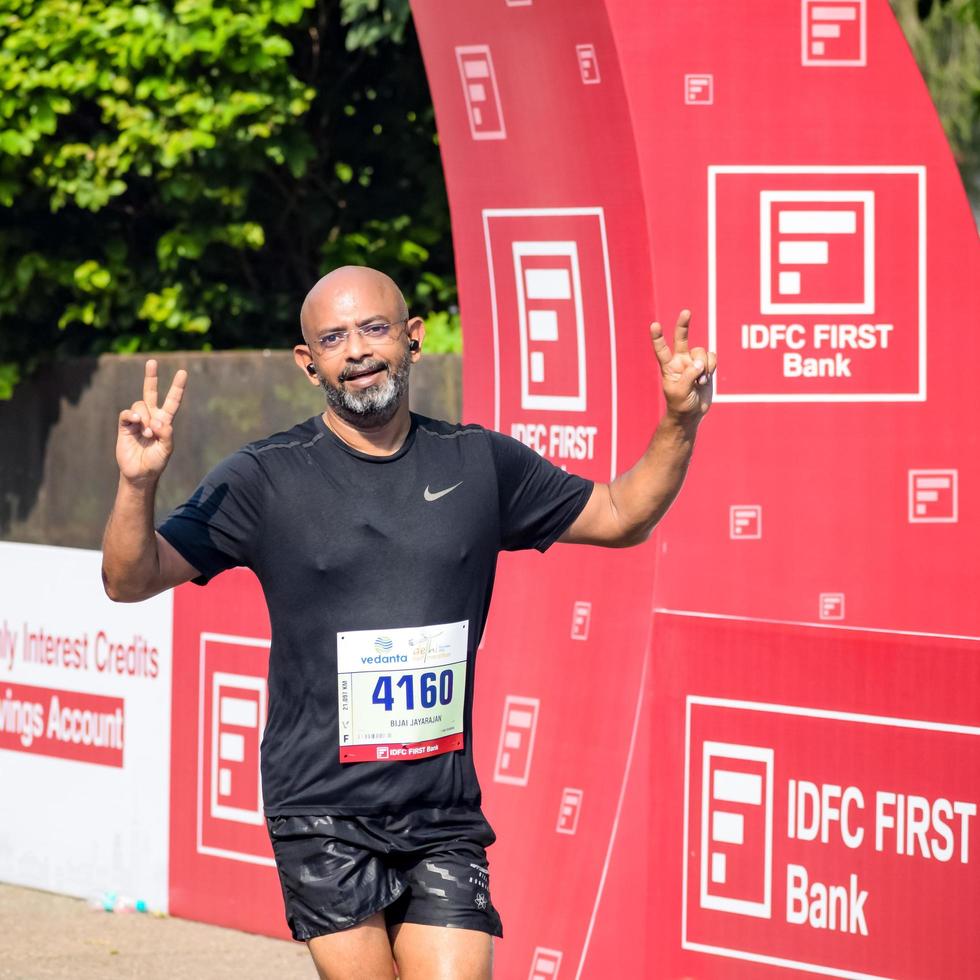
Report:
0,542,172,911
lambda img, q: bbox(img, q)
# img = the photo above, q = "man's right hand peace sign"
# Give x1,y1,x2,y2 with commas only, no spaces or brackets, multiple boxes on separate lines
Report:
116,360,188,484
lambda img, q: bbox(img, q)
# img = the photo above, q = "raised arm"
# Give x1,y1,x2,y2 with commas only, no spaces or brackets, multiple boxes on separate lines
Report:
560,310,716,547
102,360,200,601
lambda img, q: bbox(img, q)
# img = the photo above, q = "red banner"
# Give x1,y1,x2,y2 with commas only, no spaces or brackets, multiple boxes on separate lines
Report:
644,612,980,980
168,569,286,938
0,681,124,767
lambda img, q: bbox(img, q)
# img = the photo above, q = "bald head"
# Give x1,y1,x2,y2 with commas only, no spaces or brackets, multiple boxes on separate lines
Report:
300,266,409,342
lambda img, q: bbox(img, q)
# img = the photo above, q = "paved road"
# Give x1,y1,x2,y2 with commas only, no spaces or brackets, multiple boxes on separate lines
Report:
0,883,318,979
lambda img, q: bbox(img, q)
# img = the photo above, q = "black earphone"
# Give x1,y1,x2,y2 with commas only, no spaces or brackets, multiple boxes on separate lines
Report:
409,340,420,353
306,364,318,377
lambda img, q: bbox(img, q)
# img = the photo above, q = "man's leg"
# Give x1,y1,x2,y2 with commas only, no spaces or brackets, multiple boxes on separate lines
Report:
389,921,493,980
306,912,398,980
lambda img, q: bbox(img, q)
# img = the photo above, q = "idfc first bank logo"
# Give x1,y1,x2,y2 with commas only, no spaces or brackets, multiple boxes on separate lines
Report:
708,166,926,403
684,696,979,979
196,634,273,867
483,208,618,481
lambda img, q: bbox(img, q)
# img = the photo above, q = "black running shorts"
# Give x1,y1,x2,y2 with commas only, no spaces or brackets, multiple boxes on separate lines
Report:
266,806,504,942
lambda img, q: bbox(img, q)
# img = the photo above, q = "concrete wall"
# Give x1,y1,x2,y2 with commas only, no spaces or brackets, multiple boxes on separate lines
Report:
0,352,461,550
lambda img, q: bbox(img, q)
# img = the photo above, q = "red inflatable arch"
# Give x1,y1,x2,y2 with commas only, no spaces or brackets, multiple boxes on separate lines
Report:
167,3,980,977
409,1,980,977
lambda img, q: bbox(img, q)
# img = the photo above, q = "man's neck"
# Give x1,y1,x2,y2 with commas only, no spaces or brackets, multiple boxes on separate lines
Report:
322,402,412,456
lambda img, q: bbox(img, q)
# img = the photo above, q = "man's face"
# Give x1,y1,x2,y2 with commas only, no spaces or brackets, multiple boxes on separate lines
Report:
300,275,420,427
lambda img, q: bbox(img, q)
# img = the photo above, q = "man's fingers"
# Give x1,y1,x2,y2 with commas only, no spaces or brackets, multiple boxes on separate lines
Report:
126,400,153,438
160,368,188,421
649,321,674,368
673,309,692,355
149,416,173,442
695,351,718,387
682,360,705,387
143,359,159,411
119,408,142,430
688,346,707,386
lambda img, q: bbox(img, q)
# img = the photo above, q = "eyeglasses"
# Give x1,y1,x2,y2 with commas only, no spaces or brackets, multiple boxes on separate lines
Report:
313,317,409,356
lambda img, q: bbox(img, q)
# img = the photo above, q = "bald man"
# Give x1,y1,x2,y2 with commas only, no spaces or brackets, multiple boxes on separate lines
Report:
102,266,716,979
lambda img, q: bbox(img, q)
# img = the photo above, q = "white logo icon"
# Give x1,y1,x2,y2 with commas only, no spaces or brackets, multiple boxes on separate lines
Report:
512,241,588,411
700,742,774,918
729,505,762,540
909,469,958,523
685,73,714,105
802,0,867,67
576,44,600,85
494,695,540,786
819,593,845,620
529,947,563,980
455,46,506,141
197,634,275,866
570,600,591,640
556,788,584,835
761,191,874,314
424,482,463,502
209,672,265,826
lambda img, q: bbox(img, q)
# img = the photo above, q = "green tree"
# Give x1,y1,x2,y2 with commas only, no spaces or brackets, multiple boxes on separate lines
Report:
891,0,980,210
0,0,458,398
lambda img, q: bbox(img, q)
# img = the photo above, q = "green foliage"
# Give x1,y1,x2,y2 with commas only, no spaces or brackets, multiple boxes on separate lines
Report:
339,0,411,50
419,309,461,354
0,0,458,395
892,0,980,206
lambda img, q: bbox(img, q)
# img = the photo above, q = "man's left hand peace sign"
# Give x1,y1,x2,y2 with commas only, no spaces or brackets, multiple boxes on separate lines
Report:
650,310,717,422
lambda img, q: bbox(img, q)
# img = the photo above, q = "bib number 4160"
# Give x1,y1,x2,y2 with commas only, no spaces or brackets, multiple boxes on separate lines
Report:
372,670,454,712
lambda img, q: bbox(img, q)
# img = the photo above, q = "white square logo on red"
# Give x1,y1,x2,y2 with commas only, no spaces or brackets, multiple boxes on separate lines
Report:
196,634,274,867
708,166,925,403
576,44,601,85
494,695,540,786
698,741,775,918
456,46,506,140
529,947,563,980
685,74,714,105
819,593,845,620
760,191,874,314
802,0,866,67
730,505,762,540
556,788,584,835
909,469,958,523
570,600,592,640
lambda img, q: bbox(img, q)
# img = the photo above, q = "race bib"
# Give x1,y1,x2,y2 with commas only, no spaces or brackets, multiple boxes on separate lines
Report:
337,620,468,763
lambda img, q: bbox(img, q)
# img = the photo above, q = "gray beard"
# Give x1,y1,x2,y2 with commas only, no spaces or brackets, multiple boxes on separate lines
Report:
319,348,411,428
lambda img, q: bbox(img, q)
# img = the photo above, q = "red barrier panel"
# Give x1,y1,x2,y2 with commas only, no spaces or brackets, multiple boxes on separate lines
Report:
169,569,286,938
411,0,980,976
642,612,979,980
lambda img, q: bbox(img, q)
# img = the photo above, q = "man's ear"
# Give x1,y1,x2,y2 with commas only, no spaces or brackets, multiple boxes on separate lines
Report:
407,316,426,361
293,344,320,385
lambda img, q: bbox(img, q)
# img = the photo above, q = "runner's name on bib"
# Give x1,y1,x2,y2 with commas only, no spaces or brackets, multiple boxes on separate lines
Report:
336,620,468,763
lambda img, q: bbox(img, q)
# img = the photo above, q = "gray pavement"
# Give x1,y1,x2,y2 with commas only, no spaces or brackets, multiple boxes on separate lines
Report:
0,883,318,979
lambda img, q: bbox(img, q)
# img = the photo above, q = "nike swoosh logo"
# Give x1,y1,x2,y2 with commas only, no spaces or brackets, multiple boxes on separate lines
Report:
424,481,463,502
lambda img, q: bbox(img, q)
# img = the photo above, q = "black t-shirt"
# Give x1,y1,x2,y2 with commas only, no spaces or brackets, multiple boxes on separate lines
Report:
158,413,593,816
